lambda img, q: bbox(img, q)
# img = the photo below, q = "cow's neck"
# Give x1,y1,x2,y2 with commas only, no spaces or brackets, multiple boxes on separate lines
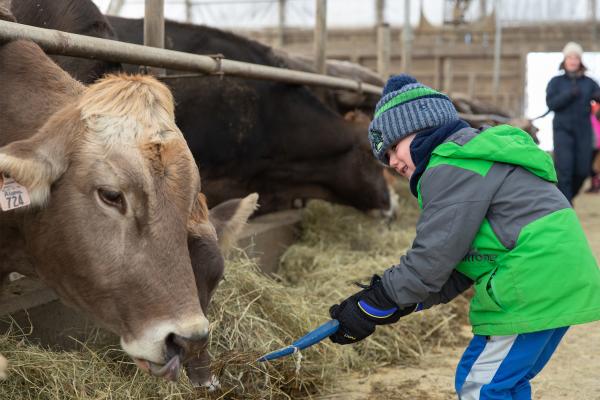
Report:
0,212,35,279
0,41,81,278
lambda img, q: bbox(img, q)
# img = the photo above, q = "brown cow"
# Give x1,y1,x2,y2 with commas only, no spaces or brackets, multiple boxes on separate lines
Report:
0,37,257,384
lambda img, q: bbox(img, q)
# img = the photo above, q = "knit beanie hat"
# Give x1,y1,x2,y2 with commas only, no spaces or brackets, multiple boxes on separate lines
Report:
563,41,583,58
368,74,459,165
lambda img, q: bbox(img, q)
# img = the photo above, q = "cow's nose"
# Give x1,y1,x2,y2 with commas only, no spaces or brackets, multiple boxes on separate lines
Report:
165,330,208,360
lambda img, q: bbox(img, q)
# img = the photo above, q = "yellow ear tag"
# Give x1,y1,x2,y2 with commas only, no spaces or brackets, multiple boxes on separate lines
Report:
0,173,31,211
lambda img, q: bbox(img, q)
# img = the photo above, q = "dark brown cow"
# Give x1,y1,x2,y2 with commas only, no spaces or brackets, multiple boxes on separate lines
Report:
107,15,393,216
12,0,394,217
10,0,120,82
0,34,257,383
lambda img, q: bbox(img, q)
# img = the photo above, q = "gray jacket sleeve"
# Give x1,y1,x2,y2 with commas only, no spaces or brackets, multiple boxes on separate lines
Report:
421,270,473,309
382,163,502,308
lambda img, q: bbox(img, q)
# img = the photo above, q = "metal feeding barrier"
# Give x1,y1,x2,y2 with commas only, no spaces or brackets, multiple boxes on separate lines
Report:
0,20,383,95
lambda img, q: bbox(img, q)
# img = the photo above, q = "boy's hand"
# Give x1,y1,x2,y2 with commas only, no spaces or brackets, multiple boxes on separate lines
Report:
329,275,416,345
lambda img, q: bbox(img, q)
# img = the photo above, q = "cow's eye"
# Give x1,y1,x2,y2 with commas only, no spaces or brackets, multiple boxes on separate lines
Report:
98,188,126,214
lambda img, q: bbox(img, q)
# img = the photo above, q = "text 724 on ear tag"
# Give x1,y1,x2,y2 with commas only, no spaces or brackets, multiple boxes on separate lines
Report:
0,174,31,211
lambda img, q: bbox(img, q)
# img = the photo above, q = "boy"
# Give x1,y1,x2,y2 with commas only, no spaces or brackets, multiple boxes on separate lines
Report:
329,75,600,399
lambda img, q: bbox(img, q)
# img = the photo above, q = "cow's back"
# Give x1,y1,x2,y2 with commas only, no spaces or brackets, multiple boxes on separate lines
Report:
107,16,278,66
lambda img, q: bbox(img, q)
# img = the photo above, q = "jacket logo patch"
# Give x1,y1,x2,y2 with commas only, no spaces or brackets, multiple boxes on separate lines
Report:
462,250,497,263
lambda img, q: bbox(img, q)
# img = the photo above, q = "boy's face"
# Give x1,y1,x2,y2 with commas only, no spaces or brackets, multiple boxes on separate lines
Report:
387,134,416,179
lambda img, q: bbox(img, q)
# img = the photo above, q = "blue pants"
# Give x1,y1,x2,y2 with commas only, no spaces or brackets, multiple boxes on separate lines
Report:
455,327,568,400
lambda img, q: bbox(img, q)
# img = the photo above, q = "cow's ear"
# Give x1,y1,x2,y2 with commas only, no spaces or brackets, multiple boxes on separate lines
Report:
209,193,259,251
0,121,77,207
188,192,214,237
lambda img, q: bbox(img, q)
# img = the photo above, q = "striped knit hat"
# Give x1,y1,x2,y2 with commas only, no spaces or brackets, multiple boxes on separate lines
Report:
368,74,459,165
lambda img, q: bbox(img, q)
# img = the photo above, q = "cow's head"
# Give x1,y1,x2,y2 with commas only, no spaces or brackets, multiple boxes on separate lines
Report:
0,74,255,379
243,85,393,216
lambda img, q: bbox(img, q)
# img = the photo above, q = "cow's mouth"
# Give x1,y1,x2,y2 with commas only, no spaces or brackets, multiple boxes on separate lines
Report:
134,355,181,381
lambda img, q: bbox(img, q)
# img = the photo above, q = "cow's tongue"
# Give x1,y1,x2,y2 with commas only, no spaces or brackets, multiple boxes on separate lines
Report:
134,355,181,381
151,355,181,381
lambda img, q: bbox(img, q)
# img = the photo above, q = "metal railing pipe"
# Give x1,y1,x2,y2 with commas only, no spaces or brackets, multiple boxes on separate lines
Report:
0,20,383,95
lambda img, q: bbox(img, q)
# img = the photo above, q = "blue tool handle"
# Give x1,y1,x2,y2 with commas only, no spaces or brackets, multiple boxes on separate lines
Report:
292,319,339,350
258,346,295,362
258,319,339,362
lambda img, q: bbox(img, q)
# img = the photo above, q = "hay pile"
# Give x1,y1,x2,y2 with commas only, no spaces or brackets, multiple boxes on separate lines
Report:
0,190,470,399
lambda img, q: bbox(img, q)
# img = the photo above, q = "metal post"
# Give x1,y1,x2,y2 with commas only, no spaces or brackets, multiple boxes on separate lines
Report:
144,0,165,76
401,0,412,73
314,0,327,74
492,0,502,104
377,24,391,79
276,0,286,47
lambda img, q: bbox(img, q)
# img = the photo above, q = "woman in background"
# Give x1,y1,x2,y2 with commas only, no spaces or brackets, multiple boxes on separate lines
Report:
546,42,600,203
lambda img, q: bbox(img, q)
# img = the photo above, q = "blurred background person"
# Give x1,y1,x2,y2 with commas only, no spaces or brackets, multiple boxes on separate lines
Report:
546,42,600,203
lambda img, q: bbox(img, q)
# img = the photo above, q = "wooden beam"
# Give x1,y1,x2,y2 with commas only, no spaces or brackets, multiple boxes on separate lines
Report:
144,0,164,49
433,56,441,89
518,51,527,115
375,0,387,78
144,0,165,76
377,23,391,79
492,0,502,104
376,0,385,27
314,0,327,74
467,72,477,98
591,0,597,51
443,57,453,93
276,0,286,47
401,0,412,73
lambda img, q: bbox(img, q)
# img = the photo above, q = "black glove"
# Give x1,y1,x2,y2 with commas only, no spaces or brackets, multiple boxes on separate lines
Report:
329,275,416,345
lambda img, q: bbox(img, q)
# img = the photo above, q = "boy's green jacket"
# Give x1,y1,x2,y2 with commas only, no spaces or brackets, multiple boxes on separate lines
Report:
382,124,600,335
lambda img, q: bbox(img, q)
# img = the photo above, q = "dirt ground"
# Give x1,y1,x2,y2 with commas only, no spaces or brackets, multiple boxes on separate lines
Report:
324,191,600,400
